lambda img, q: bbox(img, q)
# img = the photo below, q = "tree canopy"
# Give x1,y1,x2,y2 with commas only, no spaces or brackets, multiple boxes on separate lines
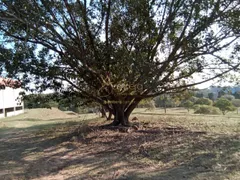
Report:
0,0,240,125
214,98,236,114
195,97,213,105
182,100,194,112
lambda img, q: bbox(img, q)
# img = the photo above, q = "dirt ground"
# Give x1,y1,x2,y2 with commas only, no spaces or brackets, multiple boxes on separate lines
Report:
0,108,239,180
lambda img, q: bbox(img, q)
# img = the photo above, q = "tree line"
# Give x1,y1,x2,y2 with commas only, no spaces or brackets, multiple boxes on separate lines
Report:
23,88,240,116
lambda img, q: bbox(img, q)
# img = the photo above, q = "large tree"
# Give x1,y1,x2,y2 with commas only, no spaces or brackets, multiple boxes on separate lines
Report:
0,0,240,125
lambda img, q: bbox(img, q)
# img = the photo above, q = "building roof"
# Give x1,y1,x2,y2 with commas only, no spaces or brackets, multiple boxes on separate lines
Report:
0,77,21,89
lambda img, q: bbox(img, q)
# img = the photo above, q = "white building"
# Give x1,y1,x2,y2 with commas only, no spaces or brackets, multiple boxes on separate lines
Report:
0,81,24,118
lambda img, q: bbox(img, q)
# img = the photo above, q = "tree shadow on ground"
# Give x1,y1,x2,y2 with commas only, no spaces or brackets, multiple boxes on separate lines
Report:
0,119,239,180
0,118,99,178
122,133,240,180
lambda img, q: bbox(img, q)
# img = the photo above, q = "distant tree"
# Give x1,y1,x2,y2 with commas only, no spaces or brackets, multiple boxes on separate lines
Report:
231,99,240,114
233,91,240,99
189,96,199,103
173,89,194,106
46,100,58,108
174,89,194,100
195,98,213,106
222,94,235,101
214,98,236,115
195,93,204,98
154,95,167,113
138,99,155,110
194,105,221,115
182,100,194,113
217,86,233,98
56,92,108,116
208,93,215,101
23,94,53,109
154,94,177,113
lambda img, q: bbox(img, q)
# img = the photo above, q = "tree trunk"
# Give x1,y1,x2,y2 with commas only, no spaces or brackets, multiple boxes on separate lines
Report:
107,111,113,120
112,104,130,126
164,95,167,114
100,106,107,118
110,99,141,126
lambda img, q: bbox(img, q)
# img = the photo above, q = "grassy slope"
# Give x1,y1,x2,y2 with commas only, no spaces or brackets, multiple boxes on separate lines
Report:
0,108,97,128
0,108,239,180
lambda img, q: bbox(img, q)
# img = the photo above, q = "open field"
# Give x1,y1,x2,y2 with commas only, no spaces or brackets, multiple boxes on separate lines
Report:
0,108,239,180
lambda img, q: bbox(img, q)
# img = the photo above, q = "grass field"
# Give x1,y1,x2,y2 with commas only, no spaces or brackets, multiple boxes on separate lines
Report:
0,108,239,180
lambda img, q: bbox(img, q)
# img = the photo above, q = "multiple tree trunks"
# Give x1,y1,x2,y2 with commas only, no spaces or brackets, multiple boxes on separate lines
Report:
104,100,141,126
0,77,21,89
112,104,130,126
107,111,113,120
100,106,107,118
98,106,112,120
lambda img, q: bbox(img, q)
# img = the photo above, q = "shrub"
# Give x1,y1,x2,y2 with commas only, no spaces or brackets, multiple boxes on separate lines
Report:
221,95,235,101
232,99,240,107
194,105,221,115
189,96,199,103
193,104,201,111
47,100,59,108
232,99,240,114
195,98,213,106
138,99,155,109
154,95,177,108
41,103,52,109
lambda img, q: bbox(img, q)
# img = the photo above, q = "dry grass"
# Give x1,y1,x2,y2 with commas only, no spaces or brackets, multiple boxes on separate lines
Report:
0,108,98,129
0,108,239,180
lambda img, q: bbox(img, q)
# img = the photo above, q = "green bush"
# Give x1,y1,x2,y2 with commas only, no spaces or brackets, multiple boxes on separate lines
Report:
138,99,155,109
214,98,236,115
189,96,199,103
47,100,59,108
58,105,68,111
194,105,221,115
195,98,213,106
221,95,235,101
193,104,201,111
